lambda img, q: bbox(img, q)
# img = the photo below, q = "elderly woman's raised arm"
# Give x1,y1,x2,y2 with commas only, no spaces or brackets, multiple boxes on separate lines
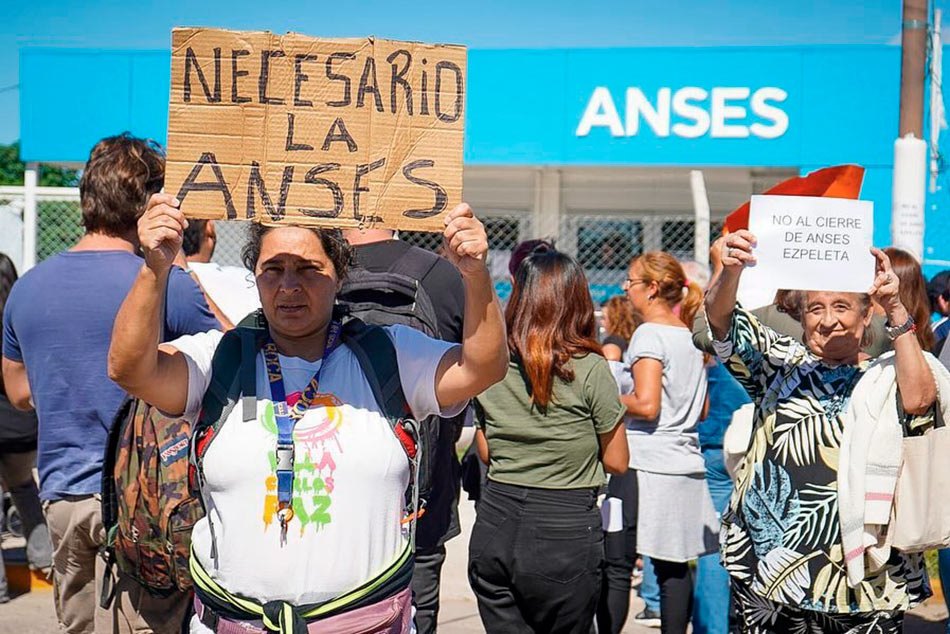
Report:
704,230,757,340
870,248,936,414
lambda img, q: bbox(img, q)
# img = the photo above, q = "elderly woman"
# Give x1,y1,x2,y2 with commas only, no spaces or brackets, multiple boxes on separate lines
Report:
704,230,935,634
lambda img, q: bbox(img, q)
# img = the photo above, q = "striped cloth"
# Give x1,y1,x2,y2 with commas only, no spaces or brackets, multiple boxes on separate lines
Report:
837,350,949,586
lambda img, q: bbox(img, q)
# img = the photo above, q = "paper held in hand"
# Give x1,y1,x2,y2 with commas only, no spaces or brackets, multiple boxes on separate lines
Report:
164,28,466,231
737,195,875,308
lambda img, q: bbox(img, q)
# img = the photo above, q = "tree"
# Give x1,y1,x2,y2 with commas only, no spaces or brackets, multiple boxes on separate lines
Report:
0,141,80,187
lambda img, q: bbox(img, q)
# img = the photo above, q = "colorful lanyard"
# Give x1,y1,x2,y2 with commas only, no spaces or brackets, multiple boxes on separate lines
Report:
263,321,342,540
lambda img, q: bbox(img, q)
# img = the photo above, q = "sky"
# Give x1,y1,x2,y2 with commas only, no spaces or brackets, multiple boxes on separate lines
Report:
0,0,937,144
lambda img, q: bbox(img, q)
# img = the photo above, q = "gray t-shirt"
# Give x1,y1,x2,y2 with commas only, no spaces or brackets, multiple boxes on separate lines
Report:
624,323,707,475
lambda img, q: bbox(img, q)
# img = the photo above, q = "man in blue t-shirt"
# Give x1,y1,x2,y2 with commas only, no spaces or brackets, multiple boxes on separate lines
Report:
1,133,220,634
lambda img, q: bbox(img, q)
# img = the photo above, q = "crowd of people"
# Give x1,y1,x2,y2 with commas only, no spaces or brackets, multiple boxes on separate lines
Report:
2,130,950,634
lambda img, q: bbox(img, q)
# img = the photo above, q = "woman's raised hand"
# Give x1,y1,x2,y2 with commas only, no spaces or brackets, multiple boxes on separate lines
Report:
720,230,757,273
705,230,757,338
139,193,188,274
869,247,906,322
443,203,489,277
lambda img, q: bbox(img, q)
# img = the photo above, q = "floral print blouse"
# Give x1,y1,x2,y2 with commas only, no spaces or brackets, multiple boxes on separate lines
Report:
714,308,929,614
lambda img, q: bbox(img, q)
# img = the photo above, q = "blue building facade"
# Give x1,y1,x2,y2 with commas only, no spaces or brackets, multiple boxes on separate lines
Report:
18,44,950,275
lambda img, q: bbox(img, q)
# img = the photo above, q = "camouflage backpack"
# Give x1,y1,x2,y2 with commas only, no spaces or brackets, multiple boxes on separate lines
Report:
99,398,206,603
99,319,250,605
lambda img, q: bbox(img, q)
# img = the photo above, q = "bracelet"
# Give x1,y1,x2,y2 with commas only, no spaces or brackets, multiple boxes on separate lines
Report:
884,315,916,341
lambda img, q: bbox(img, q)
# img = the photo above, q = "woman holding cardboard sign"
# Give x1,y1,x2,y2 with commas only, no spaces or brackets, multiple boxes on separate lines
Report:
704,231,935,634
108,194,508,634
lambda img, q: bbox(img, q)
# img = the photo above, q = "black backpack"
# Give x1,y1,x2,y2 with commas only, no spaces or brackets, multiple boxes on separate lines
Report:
337,248,442,338
336,247,446,508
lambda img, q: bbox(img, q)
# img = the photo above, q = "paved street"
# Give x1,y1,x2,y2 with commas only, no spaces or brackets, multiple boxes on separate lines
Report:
2,499,948,633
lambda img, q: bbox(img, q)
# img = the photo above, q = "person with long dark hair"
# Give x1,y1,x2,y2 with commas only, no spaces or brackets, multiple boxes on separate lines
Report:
880,248,950,634
469,248,628,634
0,253,52,603
879,247,934,351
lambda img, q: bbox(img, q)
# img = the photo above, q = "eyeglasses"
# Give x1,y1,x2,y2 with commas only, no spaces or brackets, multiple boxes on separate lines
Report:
622,278,650,288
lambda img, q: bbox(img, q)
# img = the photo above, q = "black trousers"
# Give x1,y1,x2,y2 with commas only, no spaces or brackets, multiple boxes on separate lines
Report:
468,481,603,634
653,559,692,634
596,471,638,634
411,545,447,634
596,470,694,634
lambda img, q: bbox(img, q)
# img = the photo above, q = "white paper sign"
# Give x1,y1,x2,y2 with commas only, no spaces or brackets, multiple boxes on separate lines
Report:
601,497,624,533
739,195,874,302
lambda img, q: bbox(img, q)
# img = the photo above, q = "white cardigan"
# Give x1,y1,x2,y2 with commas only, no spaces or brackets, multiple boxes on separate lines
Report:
837,350,950,587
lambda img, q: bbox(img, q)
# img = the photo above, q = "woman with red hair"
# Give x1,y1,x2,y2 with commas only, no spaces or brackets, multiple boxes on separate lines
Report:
469,248,628,634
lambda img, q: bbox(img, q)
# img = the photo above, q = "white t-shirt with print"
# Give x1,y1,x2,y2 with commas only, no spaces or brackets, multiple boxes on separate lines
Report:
169,325,462,630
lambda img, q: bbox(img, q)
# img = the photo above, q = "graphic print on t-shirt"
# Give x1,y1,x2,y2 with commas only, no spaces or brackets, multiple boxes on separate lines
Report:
260,391,344,534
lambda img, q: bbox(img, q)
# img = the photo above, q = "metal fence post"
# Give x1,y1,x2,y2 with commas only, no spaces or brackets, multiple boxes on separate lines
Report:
532,167,562,244
690,170,710,264
22,163,38,272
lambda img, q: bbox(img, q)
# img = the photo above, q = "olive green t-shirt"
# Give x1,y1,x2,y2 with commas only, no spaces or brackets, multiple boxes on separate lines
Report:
474,353,625,489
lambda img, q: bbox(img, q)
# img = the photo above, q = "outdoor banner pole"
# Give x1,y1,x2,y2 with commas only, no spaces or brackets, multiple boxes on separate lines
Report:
22,162,38,272
690,170,711,264
899,0,928,137
892,0,929,260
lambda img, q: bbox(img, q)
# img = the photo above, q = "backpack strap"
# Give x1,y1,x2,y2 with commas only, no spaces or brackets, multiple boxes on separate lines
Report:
98,396,137,610
341,320,425,542
240,327,259,422
342,320,410,422
199,316,267,428
189,322,267,565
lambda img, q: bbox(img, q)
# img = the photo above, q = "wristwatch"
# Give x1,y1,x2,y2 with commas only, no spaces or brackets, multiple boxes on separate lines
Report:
884,315,916,341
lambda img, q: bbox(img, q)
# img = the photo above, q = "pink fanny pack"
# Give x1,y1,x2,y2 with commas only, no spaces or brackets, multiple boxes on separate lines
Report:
193,587,413,634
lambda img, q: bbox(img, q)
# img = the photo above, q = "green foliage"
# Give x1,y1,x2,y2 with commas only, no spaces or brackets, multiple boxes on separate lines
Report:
0,141,80,187
926,549,939,588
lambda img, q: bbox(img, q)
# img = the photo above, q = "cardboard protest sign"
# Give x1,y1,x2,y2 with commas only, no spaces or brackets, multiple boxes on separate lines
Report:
165,28,466,231
738,195,874,305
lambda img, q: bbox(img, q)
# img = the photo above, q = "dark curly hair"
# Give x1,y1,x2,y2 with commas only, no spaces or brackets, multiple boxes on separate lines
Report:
79,133,165,237
241,224,354,279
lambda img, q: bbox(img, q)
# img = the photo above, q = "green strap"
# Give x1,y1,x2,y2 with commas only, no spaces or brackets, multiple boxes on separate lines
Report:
190,540,412,627
262,602,306,634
